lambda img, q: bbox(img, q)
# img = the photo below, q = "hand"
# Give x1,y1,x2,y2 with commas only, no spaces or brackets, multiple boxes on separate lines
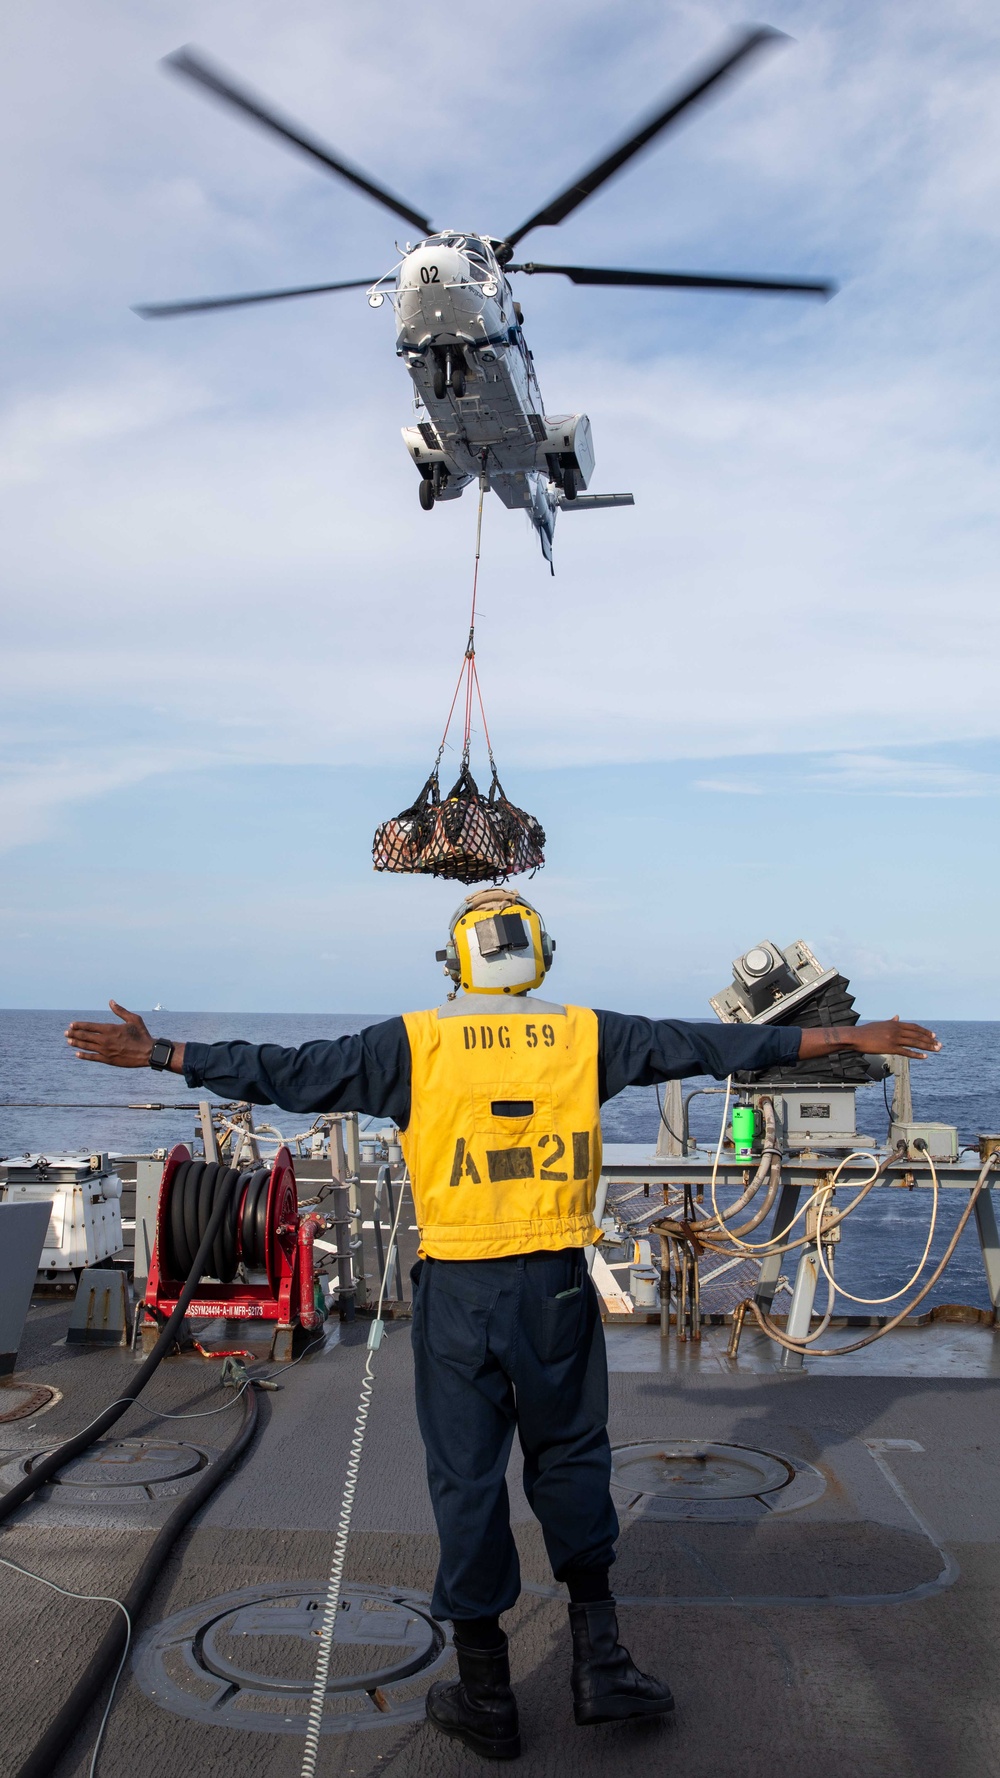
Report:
798,1016,940,1064
66,1001,155,1068
853,1017,940,1059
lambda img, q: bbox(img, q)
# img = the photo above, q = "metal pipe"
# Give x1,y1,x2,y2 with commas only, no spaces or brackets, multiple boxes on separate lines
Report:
384,1175,405,1302
373,1166,387,1291
727,1298,750,1359
754,1180,802,1310
779,1249,820,1371
296,1216,325,1331
658,1231,671,1339
681,1085,729,1154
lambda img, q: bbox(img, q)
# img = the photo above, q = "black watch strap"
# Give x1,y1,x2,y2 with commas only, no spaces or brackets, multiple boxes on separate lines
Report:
149,1039,175,1073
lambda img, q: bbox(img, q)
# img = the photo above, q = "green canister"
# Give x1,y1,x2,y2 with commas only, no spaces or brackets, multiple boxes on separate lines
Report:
732,1105,756,1157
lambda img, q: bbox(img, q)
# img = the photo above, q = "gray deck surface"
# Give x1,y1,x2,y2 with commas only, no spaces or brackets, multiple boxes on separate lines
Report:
3,1299,1000,1778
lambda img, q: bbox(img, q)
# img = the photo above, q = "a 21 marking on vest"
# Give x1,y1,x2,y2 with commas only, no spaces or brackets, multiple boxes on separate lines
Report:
449,1132,590,1186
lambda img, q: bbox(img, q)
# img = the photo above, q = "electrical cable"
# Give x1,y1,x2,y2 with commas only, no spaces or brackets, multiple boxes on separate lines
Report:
654,1081,683,1146
152,1382,252,1418
0,1556,131,1778
656,1075,951,1354
738,1150,1000,1358
0,1165,242,1526
1,1165,262,1776
9,1380,258,1778
300,1173,410,1778
812,1150,940,1307
153,1332,328,1418
702,1145,904,1260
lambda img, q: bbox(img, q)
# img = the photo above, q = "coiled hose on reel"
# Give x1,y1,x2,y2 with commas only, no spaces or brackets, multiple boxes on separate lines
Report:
164,1159,273,1281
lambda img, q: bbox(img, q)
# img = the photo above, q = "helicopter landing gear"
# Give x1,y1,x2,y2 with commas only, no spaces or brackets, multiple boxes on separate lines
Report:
419,465,448,509
562,466,577,501
431,349,466,400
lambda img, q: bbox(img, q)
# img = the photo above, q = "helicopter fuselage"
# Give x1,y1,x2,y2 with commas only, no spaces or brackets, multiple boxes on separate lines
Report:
391,233,596,564
143,35,833,566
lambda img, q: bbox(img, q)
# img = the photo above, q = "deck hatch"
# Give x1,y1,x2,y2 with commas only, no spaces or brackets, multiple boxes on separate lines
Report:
134,1580,452,1734
610,1439,826,1521
2,1437,210,1503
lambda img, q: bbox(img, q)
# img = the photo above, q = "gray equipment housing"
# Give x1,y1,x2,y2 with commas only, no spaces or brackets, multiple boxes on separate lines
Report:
0,1200,52,1375
67,1267,133,1346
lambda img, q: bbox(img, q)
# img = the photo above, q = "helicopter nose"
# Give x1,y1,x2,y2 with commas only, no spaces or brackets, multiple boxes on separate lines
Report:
400,243,466,291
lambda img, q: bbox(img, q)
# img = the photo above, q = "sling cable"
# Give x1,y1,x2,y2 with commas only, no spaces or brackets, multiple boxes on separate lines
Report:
373,471,545,884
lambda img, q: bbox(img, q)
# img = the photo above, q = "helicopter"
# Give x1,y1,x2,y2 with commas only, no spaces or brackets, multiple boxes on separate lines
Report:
136,27,835,568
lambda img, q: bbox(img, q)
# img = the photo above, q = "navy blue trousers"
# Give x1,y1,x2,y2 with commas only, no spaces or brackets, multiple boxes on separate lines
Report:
410,1249,619,1622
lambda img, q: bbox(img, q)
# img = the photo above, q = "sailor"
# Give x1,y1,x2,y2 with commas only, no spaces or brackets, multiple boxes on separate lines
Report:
66,891,939,1760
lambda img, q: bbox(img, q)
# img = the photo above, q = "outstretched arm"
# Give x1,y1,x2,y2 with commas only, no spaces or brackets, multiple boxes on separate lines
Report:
596,1010,940,1101
65,1001,412,1123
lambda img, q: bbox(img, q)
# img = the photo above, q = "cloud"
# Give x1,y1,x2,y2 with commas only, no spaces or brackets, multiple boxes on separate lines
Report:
0,361,216,485
696,751,1000,798
0,0,998,1014
0,749,208,852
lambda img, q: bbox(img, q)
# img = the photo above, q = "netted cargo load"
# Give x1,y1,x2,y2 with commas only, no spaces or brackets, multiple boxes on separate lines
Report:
373,765,545,885
372,479,546,884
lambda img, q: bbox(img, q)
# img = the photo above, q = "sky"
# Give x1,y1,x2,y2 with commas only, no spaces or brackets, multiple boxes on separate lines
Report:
1,0,998,1017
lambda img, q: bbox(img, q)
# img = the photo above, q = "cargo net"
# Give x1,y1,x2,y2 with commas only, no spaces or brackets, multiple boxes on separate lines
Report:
373,481,546,885
374,763,545,884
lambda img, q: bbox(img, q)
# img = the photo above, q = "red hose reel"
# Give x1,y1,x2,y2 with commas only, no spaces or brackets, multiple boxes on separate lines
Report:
144,1144,324,1353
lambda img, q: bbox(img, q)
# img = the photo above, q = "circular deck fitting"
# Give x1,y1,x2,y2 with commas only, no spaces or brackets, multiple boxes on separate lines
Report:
134,1581,452,1734
0,1384,59,1424
611,1439,826,1521
1,1439,210,1504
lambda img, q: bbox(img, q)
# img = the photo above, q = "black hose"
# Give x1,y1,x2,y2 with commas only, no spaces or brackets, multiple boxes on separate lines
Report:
3,1161,261,1775
0,1162,242,1526
13,1380,259,1778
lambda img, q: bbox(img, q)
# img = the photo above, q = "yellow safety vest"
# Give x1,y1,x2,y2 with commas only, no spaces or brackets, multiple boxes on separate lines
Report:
401,1004,602,1260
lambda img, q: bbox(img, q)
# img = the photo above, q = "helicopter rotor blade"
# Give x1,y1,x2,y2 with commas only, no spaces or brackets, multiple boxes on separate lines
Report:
503,26,785,253
508,263,835,298
133,277,383,319
163,46,433,233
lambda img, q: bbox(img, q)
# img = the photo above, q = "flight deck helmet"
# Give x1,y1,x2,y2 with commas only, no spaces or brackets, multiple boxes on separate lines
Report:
436,888,555,995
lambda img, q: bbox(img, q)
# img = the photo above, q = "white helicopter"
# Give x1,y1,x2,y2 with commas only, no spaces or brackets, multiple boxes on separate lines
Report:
137,28,834,569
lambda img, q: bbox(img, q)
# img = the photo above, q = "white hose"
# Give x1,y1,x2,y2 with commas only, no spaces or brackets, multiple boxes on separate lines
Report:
299,1172,409,1778
813,1145,940,1305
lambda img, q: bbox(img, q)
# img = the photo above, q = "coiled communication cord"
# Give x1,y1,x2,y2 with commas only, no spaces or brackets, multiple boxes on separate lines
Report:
300,1172,410,1778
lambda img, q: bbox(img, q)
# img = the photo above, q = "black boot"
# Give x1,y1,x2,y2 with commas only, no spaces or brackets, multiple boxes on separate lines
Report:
426,1633,521,1760
569,1600,674,1726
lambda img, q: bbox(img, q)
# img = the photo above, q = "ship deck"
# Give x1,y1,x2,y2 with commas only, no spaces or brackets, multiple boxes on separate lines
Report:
3,1273,1000,1778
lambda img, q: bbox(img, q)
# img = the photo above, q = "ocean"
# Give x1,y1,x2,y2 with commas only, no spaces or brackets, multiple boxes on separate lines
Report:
2,1011,998,1310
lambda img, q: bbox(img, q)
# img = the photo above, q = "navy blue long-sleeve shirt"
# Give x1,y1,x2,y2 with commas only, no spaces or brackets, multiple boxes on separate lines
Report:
182,1010,800,1129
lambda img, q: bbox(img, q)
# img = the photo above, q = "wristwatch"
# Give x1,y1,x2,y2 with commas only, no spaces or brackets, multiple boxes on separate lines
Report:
148,1038,175,1072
